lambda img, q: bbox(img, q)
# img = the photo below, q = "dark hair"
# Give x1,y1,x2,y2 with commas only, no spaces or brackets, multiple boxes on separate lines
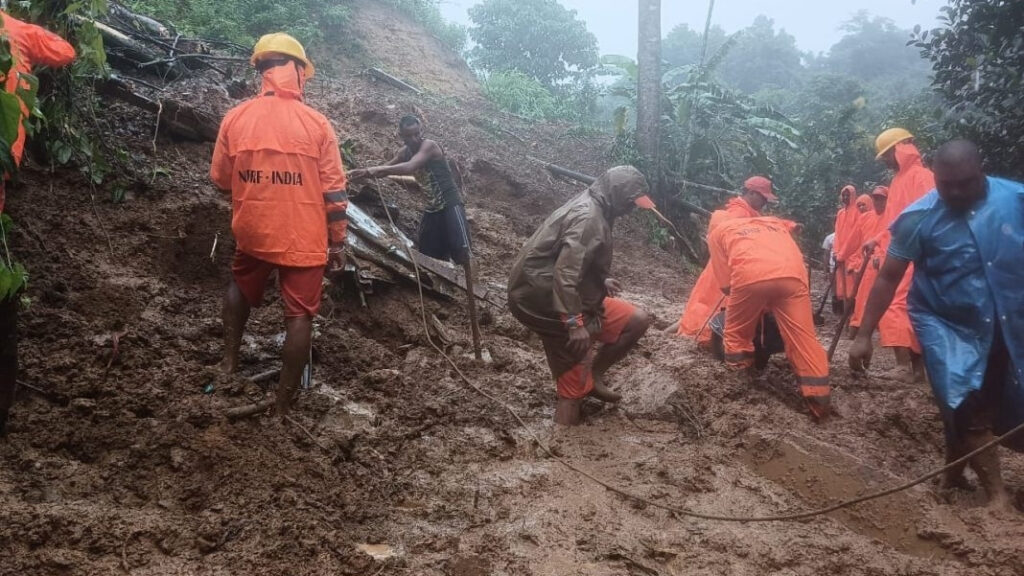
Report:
398,115,421,130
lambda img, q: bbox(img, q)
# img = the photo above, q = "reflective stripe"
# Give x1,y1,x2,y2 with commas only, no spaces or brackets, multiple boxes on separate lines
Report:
324,190,348,203
327,211,348,223
798,376,830,386
799,385,831,398
724,351,755,362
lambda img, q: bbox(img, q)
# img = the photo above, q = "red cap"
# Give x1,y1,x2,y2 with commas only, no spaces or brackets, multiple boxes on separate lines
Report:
870,186,888,198
744,176,778,202
634,195,657,210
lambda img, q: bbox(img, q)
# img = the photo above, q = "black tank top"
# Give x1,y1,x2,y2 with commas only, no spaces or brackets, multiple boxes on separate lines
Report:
402,142,462,213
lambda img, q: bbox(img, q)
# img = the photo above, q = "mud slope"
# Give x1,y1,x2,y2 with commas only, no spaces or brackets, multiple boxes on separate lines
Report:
2,3,1023,575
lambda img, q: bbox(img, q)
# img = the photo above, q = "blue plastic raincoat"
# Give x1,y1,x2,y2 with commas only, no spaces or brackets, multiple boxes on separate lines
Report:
888,177,1024,443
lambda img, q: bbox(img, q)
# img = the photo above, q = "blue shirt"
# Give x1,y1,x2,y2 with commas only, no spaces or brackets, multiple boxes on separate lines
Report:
888,177,1024,435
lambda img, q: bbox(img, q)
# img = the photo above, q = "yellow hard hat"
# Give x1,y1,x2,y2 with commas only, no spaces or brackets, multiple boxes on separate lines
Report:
874,128,913,159
251,33,315,79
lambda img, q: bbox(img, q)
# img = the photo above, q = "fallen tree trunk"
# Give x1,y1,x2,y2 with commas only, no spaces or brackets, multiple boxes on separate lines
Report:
97,77,219,142
366,67,423,94
85,18,184,79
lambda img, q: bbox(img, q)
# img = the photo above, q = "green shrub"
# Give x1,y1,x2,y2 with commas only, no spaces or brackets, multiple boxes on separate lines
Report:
388,0,466,53
482,71,559,120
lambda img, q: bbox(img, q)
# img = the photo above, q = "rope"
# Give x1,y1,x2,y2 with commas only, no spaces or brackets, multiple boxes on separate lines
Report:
370,176,1024,523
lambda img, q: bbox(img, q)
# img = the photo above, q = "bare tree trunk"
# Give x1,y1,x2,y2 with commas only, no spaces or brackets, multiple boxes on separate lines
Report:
636,0,661,196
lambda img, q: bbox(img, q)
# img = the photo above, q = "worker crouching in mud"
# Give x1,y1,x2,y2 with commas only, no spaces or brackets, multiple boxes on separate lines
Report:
508,167,655,426
850,141,1024,510
708,216,831,420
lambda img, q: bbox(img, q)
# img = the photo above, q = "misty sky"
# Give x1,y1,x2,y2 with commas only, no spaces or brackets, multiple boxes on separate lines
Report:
438,0,948,57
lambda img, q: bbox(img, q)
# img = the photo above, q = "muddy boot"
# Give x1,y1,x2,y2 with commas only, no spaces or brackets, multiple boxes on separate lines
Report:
846,325,859,341
554,397,583,426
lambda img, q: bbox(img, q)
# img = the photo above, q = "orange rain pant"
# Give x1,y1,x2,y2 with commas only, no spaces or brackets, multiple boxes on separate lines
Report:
554,298,637,399
878,263,921,353
723,278,830,403
850,259,877,329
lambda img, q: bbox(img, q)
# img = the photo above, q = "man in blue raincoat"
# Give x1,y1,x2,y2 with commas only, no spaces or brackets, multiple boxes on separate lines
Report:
849,140,1024,510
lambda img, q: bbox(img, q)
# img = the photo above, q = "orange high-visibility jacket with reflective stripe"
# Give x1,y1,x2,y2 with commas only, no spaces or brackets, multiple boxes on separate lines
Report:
211,65,347,268
709,216,806,292
677,197,759,338
1,12,76,165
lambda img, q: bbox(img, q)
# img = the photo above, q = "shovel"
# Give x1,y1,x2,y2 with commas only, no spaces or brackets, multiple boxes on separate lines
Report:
827,259,869,362
813,280,831,327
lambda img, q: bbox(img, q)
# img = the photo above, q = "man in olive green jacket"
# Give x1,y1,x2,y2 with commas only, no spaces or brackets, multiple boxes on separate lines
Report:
508,166,655,425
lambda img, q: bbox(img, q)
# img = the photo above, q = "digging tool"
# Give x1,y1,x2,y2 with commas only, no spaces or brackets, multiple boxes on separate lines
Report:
464,257,483,360
827,258,869,362
813,278,831,327
695,293,727,342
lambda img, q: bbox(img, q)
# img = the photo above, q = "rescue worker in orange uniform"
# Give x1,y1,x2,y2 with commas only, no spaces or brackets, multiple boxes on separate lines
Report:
671,176,774,345
210,34,348,416
862,129,934,382
0,11,76,213
709,216,830,420
831,185,858,312
0,12,74,435
508,167,656,426
843,193,873,336
849,187,887,338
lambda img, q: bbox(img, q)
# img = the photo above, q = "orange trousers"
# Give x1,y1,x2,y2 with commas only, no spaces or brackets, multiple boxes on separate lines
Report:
850,259,878,329
878,263,921,352
724,278,830,403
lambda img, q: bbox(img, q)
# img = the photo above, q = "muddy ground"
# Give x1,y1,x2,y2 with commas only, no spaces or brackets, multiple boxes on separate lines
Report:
2,4,1024,575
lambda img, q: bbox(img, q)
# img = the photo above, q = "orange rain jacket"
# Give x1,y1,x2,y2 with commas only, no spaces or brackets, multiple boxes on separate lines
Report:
0,12,75,212
709,216,805,293
874,143,935,350
851,197,886,329
676,197,759,342
1,12,76,164
211,64,348,268
832,186,859,299
845,194,873,278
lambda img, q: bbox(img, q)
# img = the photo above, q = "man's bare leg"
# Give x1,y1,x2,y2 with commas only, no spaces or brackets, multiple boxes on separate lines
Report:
965,429,1012,510
220,280,251,374
554,397,583,426
591,311,651,403
911,352,927,384
276,315,313,416
940,430,971,491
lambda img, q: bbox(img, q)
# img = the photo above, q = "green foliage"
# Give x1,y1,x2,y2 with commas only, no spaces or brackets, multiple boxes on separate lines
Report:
805,13,931,112
0,214,28,303
603,51,801,206
8,0,113,186
467,0,599,89
916,0,1024,178
123,0,351,47
388,0,466,53
482,70,558,120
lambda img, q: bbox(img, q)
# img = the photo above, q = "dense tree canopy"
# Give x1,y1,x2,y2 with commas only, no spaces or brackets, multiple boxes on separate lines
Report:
467,0,599,88
917,0,1024,178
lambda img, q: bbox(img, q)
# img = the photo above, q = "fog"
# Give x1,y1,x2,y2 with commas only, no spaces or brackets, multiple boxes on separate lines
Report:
439,0,947,56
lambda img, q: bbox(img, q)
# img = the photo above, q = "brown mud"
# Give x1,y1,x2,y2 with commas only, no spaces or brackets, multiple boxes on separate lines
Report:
2,2,1024,575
